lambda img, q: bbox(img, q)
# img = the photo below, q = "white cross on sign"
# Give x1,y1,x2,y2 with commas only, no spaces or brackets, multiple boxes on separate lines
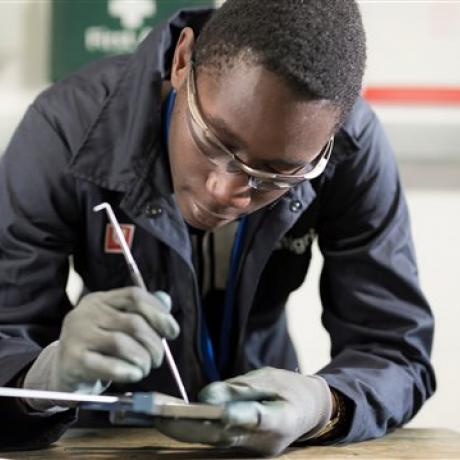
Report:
108,0,157,29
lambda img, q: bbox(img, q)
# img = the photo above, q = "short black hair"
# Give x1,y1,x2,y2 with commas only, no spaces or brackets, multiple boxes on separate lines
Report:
194,0,366,120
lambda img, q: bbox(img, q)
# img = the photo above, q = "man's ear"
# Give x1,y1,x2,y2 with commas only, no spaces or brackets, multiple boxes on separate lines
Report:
171,27,195,91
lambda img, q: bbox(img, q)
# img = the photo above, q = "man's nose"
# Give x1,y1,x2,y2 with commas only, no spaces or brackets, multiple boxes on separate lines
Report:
205,170,252,209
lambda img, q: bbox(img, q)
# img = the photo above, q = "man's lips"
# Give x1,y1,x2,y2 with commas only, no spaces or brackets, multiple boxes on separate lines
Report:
192,201,238,226
193,201,235,221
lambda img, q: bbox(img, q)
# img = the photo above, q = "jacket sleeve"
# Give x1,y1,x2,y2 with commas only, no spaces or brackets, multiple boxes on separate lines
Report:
315,104,436,443
0,104,79,449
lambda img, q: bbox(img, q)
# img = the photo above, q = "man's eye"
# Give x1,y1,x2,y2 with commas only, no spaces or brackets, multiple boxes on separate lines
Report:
263,164,300,175
226,160,244,174
204,139,227,159
284,166,306,175
269,166,290,174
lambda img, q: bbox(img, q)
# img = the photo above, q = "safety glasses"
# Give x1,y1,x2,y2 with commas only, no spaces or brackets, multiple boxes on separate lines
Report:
186,63,334,191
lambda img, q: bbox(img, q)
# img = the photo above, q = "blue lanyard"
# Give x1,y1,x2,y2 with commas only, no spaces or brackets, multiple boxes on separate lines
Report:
199,217,247,381
162,90,247,381
219,216,248,371
163,88,176,147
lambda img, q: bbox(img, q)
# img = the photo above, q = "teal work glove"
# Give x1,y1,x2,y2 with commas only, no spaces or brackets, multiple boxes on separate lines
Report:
23,287,179,408
154,367,332,456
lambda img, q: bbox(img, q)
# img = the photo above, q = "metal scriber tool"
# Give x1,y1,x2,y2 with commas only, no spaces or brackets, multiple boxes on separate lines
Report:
93,202,189,404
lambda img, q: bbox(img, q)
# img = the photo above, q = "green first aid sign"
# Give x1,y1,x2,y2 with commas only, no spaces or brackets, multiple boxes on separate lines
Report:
51,0,216,81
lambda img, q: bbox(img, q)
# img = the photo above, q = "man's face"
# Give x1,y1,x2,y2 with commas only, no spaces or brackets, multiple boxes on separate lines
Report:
168,30,339,231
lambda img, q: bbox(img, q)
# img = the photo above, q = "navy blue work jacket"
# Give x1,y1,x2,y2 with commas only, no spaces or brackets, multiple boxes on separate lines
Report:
0,8,435,451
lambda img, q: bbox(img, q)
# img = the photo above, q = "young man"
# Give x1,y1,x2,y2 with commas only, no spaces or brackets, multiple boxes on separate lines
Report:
0,0,435,455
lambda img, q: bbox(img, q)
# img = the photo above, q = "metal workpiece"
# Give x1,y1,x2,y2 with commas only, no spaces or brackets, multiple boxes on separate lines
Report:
0,387,224,421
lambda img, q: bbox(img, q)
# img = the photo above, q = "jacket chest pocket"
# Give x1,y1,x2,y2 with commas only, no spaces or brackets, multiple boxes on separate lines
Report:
76,227,165,294
255,226,317,306
263,241,313,298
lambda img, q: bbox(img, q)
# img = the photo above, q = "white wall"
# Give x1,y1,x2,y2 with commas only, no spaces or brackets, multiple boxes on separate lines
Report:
361,2,460,86
0,0,50,152
360,1,460,160
1,0,459,434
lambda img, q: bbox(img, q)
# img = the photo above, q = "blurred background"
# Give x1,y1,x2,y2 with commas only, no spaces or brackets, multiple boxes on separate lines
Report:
0,0,459,432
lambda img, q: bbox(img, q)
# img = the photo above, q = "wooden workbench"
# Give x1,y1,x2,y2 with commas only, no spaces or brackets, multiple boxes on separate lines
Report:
2,428,460,459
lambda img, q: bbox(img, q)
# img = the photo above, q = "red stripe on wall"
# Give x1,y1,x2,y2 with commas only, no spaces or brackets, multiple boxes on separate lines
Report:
363,86,460,105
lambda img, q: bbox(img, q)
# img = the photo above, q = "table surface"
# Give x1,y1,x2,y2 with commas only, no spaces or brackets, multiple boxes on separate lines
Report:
2,428,460,459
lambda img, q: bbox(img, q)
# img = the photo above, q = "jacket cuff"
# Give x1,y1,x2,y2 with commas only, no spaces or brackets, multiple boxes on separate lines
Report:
312,373,360,444
296,375,334,441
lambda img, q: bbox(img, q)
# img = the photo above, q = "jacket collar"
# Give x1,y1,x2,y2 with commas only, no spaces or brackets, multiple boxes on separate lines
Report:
68,8,213,195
